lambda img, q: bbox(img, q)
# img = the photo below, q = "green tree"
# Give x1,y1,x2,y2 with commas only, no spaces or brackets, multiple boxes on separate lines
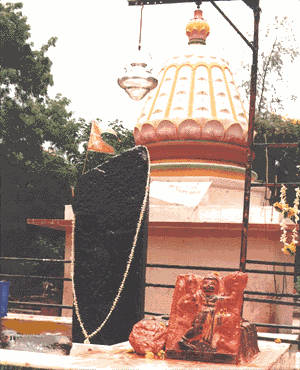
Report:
241,16,299,116
0,16,82,175
0,2,82,197
0,2,136,304
75,119,135,175
0,2,86,303
253,114,300,205
239,16,300,204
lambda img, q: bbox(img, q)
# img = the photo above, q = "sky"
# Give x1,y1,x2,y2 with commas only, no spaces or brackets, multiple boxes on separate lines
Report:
11,0,300,129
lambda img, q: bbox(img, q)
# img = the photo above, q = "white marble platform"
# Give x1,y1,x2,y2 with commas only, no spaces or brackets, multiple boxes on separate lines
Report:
0,334,297,369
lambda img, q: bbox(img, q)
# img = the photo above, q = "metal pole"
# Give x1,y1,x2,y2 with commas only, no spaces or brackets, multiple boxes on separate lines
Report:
294,222,300,347
239,3,260,272
208,0,254,50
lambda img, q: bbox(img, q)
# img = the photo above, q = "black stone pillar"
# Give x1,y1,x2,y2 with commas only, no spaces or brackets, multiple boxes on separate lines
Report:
72,146,149,345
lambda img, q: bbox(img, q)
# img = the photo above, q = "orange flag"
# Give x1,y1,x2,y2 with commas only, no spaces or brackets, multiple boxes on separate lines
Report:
87,121,117,154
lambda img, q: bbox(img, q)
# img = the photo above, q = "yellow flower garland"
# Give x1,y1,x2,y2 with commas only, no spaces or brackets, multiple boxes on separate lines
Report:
274,185,300,256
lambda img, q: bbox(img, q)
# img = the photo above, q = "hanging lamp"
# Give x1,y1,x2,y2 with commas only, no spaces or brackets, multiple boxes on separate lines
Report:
118,5,158,101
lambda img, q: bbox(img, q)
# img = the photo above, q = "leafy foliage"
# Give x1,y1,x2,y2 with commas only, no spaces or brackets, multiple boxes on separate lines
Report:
295,275,300,295
241,16,299,116
0,2,83,182
0,2,135,305
253,113,300,205
0,2,55,101
240,15,300,206
0,2,85,303
74,119,135,175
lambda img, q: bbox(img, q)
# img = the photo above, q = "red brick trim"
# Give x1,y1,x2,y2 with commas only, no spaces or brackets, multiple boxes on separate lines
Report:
26,219,74,231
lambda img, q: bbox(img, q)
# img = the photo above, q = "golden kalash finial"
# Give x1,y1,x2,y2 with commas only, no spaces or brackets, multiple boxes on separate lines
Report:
186,8,210,45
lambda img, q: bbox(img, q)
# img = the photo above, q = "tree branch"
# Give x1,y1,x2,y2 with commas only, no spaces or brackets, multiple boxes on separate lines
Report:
257,37,277,114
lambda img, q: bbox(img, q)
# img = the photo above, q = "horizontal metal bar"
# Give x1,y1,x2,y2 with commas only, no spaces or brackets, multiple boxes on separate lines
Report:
145,284,300,301
208,0,253,50
144,311,167,317
253,143,298,148
128,0,234,5
129,0,191,4
145,285,300,300
143,317,300,334
244,291,300,298
254,322,300,330
128,0,259,11
0,257,71,263
147,264,237,272
257,336,300,345
246,260,295,267
146,283,175,288
8,301,73,309
245,269,294,276
251,183,300,187
10,308,40,313
244,297,300,306
0,273,71,281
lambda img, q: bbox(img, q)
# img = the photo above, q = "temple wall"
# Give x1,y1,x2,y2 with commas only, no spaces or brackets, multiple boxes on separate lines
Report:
149,176,281,225
146,175,294,330
145,226,294,331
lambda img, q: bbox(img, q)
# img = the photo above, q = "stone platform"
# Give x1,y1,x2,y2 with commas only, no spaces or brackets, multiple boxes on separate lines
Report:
0,334,297,369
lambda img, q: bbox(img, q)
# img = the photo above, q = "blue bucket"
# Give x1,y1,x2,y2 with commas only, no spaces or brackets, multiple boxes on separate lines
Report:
0,281,10,317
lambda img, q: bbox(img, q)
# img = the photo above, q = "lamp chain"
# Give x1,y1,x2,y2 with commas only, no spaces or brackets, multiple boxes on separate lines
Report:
138,4,144,51
196,1,202,9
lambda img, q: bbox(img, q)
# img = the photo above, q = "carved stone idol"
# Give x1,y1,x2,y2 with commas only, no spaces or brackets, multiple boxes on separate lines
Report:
165,272,259,364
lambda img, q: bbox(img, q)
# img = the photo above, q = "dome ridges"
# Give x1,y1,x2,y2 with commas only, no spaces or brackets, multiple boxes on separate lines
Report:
145,66,171,122
224,68,247,124
134,119,247,146
207,66,217,118
168,65,192,119
133,8,248,168
138,62,247,128
222,68,237,122
188,68,196,117
165,66,181,119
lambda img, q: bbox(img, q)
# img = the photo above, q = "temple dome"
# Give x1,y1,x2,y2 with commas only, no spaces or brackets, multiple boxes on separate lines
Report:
133,9,249,177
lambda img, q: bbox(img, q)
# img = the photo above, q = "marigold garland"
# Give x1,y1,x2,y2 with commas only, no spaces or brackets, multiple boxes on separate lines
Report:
273,185,300,256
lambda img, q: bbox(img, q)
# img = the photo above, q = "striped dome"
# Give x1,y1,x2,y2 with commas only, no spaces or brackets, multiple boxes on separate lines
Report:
133,10,248,168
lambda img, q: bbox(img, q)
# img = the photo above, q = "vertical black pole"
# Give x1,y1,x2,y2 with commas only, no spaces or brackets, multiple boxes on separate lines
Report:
295,222,300,349
295,220,300,281
294,218,300,291
239,3,260,272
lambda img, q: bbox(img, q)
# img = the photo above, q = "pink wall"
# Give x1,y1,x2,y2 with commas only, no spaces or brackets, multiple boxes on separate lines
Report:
145,223,294,330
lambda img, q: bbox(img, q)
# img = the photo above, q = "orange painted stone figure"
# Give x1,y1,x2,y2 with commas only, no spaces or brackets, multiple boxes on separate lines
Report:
165,272,259,364
128,271,259,364
213,272,248,355
177,274,222,352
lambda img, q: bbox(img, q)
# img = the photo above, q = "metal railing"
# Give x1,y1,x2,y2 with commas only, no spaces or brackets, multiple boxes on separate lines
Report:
0,256,73,313
145,258,300,345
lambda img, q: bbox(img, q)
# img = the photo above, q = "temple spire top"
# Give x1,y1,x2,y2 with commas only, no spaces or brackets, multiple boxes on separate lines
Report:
186,9,210,45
